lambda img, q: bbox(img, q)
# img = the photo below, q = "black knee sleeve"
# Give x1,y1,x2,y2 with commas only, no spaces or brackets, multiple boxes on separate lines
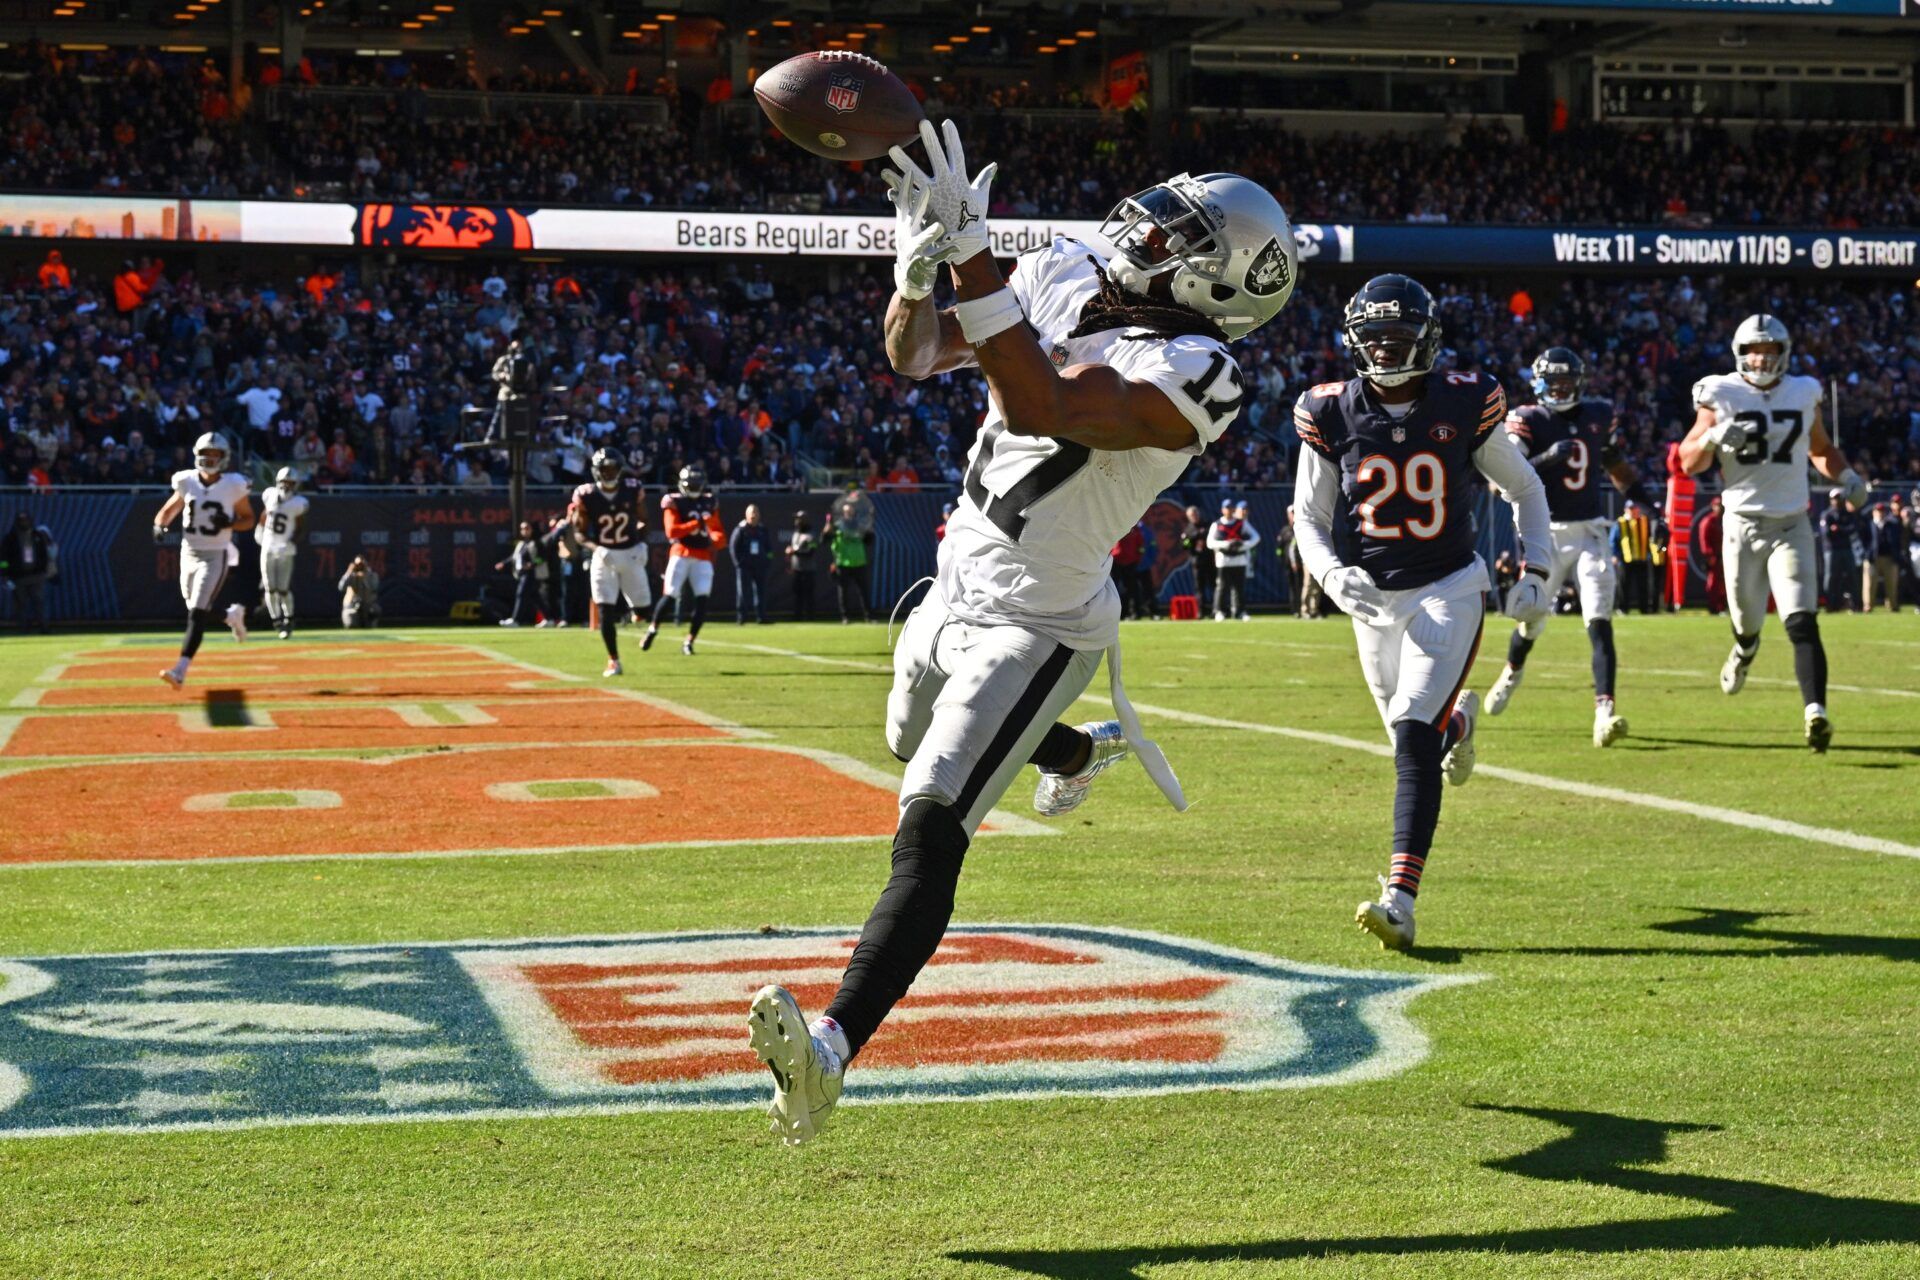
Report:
689,593,709,638
600,615,620,659
1586,618,1616,700
824,798,970,1057
1028,722,1088,774
649,591,673,626
1391,720,1446,867
182,608,215,659
1506,628,1537,671
1784,611,1826,704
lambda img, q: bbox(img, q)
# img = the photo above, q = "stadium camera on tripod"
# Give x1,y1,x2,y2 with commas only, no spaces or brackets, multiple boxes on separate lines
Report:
458,338,569,534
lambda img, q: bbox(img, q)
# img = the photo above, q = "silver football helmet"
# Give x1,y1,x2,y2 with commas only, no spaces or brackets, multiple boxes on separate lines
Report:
1099,173,1298,340
1732,314,1791,389
275,466,298,495
193,431,229,476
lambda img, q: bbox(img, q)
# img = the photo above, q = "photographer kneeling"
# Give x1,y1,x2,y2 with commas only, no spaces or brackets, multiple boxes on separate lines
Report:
339,554,382,629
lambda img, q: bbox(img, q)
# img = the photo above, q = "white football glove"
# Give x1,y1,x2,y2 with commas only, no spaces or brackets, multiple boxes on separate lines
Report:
1504,572,1552,624
888,118,995,267
1837,467,1869,510
884,172,950,303
1322,566,1388,623
1708,418,1753,452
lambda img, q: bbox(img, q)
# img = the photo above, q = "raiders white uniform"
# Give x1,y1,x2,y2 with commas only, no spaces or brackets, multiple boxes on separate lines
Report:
172,469,251,611
1693,372,1822,633
258,488,308,591
892,237,1239,831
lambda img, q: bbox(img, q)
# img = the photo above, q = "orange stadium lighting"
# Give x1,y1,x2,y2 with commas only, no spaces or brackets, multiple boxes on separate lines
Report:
401,20,422,27
1076,29,1098,38
639,20,658,29
1036,44,1057,53
770,18,790,27
1057,37,1077,46
931,43,951,53
656,11,676,18
846,30,865,40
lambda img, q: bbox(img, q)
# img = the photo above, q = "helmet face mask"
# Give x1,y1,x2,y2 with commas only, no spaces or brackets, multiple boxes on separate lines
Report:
1098,172,1298,340
1343,276,1439,389
1732,314,1791,388
678,464,707,497
193,431,229,477
275,466,298,496
591,448,623,491
1530,347,1587,412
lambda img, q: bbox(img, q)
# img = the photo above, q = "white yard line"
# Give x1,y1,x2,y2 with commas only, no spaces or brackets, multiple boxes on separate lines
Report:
1080,696,1920,862
696,639,893,674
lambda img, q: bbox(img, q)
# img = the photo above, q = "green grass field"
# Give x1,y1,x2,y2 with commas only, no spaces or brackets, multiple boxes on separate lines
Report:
0,610,1916,1278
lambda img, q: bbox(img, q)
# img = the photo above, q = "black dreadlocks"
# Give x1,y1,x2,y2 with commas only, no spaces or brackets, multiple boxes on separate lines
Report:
1065,261,1227,344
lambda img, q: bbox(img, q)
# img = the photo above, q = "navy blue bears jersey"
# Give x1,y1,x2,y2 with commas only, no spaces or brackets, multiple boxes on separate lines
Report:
571,477,647,549
1506,398,1616,523
1293,371,1505,591
664,489,722,553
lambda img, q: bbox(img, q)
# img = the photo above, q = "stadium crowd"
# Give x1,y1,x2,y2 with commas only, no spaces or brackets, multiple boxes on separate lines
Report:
2,45,1916,227
2,254,1917,500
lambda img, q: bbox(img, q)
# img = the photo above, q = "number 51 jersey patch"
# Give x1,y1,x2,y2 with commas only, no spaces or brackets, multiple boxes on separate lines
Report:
1293,373,1503,592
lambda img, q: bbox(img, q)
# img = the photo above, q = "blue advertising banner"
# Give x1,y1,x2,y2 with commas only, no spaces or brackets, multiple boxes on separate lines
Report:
1420,0,1910,15
1340,224,1920,275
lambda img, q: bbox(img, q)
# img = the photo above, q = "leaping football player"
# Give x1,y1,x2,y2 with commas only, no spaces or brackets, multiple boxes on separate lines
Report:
258,466,309,640
1679,313,1869,752
1484,348,1650,746
152,431,254,687
642,464,724,657
572,447,652,676
1291,275,1553,952
748,118,1299,1144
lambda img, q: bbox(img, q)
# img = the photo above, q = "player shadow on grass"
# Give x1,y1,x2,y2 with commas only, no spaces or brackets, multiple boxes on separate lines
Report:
952,1104,1920,1278
1627,733,1920,758
1408,906,1920,966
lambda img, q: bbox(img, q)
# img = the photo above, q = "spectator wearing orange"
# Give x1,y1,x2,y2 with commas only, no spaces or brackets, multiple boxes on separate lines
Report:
36,251,70,291
304,269,338,307
112,261,148,314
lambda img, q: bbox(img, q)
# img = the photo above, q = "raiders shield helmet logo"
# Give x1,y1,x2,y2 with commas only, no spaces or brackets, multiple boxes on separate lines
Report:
1244,237,1293,298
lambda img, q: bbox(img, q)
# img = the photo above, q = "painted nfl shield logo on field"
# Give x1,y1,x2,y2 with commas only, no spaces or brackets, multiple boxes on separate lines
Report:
0,926,1478,1137
825,72,863,114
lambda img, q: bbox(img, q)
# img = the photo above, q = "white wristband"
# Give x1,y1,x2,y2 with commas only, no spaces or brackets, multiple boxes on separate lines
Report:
953,288,1025,346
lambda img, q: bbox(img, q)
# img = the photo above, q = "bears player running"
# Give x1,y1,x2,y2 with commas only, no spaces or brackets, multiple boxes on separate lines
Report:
641,464,724,657
1484,348,1649,747
1679,313,1869,752
571,448,652,676
152,432,254,687
1291,275,1553,952
747,119,1297,1145
258,467,309,640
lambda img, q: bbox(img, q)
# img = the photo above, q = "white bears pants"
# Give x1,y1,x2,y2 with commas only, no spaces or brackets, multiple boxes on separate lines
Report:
887,592,1105,836
591,543,654,610
1724,510,1817,636
1351,559,1487,732
661,554,715,599
1517,518,1614,639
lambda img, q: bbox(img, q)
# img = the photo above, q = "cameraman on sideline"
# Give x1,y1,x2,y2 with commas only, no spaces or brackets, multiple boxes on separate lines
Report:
338,554,381,629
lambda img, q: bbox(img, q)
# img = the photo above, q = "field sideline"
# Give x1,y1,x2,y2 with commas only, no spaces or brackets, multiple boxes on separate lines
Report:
0,611,1916,1278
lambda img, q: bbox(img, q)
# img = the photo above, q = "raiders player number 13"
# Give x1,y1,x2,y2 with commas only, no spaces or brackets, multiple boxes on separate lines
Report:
747,118,1300,1146
152,432,254,687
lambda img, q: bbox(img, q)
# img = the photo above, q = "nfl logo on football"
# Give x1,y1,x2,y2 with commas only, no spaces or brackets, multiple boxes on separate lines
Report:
825,73,863,114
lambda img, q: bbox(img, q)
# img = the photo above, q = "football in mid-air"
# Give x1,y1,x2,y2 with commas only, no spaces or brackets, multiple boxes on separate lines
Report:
754,51,924,161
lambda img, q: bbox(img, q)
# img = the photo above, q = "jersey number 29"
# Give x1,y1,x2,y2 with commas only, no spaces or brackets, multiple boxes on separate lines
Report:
1356,453,1446,540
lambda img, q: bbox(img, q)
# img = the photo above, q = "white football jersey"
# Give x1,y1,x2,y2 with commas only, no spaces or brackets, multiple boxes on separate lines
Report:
258,488,310,551
171,469,252,552
938,237,1244,649
1693,372,1824,518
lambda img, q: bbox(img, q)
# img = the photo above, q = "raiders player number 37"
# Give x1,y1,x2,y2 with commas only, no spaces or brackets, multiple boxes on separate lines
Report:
1679,313,1869,752
747,118,1299,1145
1292,275,1553,952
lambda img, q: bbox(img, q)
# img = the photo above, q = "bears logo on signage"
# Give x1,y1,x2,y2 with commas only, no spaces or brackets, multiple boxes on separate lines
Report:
0,926,1479,1137
359,205,534,251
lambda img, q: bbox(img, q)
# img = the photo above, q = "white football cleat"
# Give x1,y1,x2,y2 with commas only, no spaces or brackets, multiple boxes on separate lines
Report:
1033,720,1131,818
1720,645,1752,695
1805,705,1833,754
158,666,185,689
1441,689,1479,787
1593,700,1629,748
224,603,248,643
682,635,696,656
1485,664,1522,716
1356,875,1416,951
603,659,623,678
748,985,843,1147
